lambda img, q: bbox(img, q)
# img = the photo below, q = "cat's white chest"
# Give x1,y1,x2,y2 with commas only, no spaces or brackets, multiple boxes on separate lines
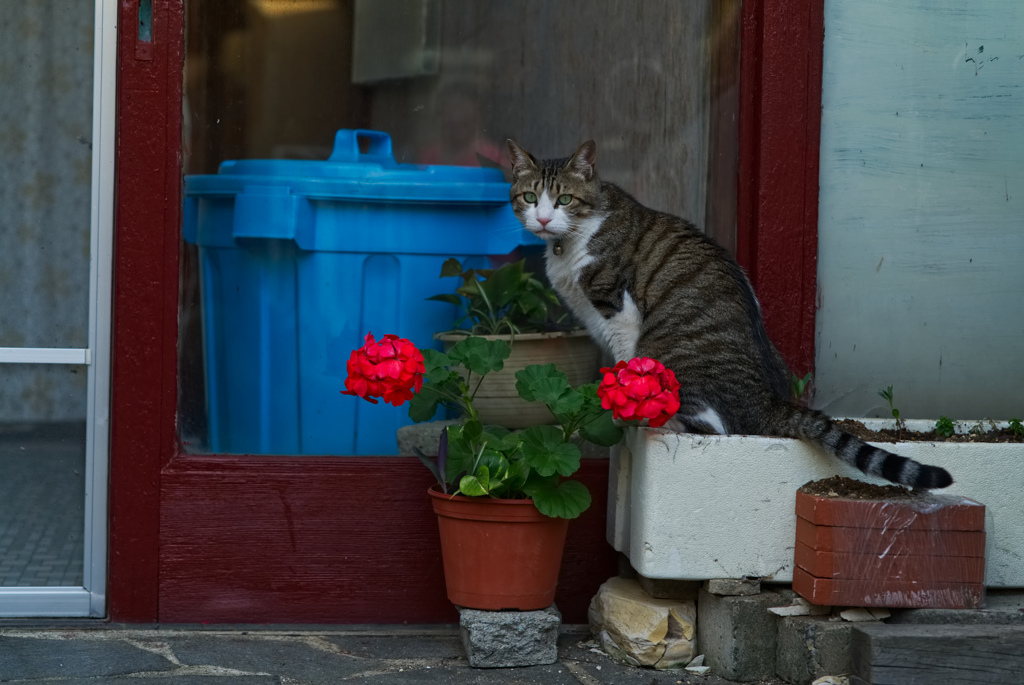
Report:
546,236,641,362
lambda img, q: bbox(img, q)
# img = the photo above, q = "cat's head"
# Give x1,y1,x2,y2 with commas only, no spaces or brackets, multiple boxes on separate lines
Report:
506,140,600,241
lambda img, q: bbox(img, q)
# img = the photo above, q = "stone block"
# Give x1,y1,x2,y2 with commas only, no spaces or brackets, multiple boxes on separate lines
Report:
696,587,794,681
704,578,761,596
458,605,561,668
776,616,879,685
589,577,696,669
396,419,462,457
638,575,700,600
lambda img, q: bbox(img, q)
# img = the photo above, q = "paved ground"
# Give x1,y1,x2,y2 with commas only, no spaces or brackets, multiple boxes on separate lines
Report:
0,625,784,685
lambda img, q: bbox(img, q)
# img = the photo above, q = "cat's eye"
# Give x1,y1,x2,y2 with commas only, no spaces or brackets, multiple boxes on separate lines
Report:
557,194,573,206
523,192,537,203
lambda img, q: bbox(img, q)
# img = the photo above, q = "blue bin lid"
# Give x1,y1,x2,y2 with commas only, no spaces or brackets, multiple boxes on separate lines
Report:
185,129,512,204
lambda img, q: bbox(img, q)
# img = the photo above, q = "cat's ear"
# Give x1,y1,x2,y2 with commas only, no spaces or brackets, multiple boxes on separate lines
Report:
506,139,537,180
568,140,597,181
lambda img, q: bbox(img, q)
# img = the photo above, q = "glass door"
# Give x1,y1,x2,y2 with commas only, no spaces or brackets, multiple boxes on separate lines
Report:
0,0,116,618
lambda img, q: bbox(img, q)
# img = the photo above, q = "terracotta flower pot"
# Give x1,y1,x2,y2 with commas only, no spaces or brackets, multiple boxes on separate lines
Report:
436,331,600,428
792,489,986,609
428,486,569,610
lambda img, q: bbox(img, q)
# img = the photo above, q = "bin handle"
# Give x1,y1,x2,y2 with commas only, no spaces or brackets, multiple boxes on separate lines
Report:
328,129,396,166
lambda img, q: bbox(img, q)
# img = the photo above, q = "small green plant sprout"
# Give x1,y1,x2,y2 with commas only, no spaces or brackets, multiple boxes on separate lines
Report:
877,385,905,440
1009,418,1024,438
790,372,812,403
935,416,956,439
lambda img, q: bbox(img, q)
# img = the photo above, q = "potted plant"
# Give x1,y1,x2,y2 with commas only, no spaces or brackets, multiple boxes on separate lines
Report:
342,332,680,611
428,258,601,428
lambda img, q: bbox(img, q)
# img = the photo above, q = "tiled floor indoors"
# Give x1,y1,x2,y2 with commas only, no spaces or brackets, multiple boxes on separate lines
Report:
0,423,85,587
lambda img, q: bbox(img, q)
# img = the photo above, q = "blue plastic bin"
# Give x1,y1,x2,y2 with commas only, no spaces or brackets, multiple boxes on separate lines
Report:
183,129,539,455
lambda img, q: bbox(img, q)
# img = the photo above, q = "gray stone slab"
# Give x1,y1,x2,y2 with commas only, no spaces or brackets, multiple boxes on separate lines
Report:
458,605,561,668
0,634,176,680
396,420,462,456
0,627,791,685
776,616,878,685
696,588,794,681
166,633,371,682
47,678,276,685
324,634,466,660
559,636,788,685
339,663,579,684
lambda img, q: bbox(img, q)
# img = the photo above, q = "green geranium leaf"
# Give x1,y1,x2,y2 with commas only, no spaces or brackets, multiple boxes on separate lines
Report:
523,475,592,519
530,378,584,416
448,337,511,376
462,419,483,444
482,424,511,439
408,384,443,423
514,364,566,402
580,409,624,447
577,382,601,407
444,425,477,484
482,427,522,453
439,258,464,278
520,425,581,477
421,349,453,383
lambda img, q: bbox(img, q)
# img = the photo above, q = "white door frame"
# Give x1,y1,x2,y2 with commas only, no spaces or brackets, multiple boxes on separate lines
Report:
0,0,117,618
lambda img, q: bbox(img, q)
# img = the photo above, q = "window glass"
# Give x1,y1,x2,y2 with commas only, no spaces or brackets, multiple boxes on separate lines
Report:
181,0,741,454
0,2,93,588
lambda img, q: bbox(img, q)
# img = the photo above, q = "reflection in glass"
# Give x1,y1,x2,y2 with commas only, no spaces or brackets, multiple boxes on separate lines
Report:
180,0,741,453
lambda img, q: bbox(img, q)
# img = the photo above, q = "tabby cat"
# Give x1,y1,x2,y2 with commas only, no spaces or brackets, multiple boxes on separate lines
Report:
506,139,952,489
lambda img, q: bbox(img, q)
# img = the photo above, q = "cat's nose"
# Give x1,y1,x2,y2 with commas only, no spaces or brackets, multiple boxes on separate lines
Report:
537,217,551,227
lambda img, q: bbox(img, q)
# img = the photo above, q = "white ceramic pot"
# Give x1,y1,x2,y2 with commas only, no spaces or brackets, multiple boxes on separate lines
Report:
609,419,1023,588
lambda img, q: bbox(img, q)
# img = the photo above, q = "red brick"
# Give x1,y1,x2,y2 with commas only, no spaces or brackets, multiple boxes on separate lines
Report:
795,541,986,583
796,517,987,557
795,490,985,531
793,566,984,609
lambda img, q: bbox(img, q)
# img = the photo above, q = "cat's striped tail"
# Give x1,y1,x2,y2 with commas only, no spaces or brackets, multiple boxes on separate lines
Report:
766,400,953,489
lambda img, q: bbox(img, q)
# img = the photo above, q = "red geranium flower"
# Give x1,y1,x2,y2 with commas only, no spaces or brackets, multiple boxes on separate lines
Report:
596,357,681,428
342,332,425,406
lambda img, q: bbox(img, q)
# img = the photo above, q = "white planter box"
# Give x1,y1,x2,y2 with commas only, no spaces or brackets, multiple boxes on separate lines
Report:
609,420,1024,588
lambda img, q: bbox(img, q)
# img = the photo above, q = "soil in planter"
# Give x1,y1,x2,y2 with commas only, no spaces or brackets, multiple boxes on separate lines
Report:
800,475,918,500
835,418,1024,444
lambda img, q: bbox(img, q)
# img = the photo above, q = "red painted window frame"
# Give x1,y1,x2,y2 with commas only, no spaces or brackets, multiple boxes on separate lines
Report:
107,0,823,623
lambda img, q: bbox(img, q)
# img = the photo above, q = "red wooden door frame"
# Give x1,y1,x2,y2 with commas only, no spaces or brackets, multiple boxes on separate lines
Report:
107,0,823,623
